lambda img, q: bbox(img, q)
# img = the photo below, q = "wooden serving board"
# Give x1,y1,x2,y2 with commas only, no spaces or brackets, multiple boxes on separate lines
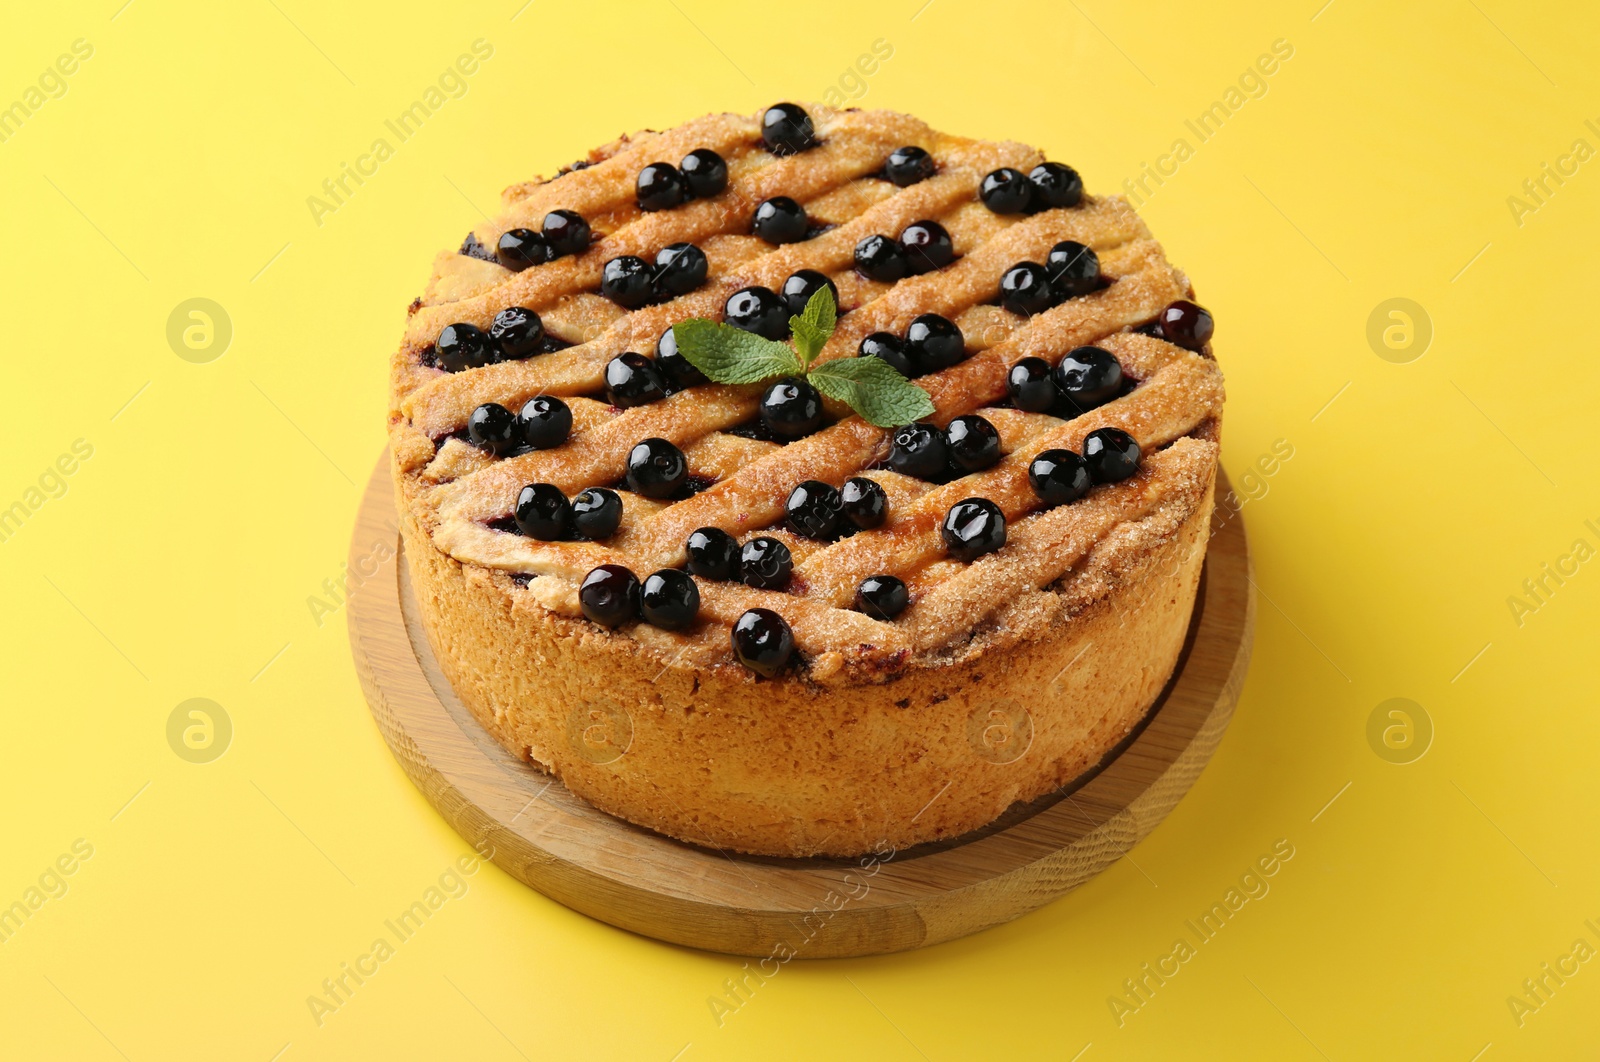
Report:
348,457,1253,958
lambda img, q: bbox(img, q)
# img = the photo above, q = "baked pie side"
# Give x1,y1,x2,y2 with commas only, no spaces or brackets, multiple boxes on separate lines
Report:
386,105,1224,858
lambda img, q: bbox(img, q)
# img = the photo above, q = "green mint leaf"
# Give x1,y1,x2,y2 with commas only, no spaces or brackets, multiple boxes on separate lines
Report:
790,317,827,370
672,318,801,385
807,355,935,428
788,285,838,371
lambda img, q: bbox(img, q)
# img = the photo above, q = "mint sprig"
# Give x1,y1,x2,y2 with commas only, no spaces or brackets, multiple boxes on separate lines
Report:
671,287,934,428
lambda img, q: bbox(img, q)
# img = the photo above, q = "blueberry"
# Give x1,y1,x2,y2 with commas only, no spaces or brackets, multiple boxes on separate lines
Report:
887,423,948,480
1157,300,1214,351
653,243,708,297
1053,346,1124,415
1029,162,1083,209
856,575,909,620
759,377,823,439
905,313,965,374
489,307,544,360
1028,449,1091,507
941,498,1007,561
781,269,838,316
601,255,655,309
885,145,935,187
435,323,492,372
945,414,1001,473
1047,241,1100,298
570,487,622,540
686,527,740,581
854,234,908,283
679,148,728,198
1082,428,1141,483
724,286,789,340
1000,262,1055,316
640,569,700,630
637,162,688,212
656,326,707,389
786,480,843,539
515,483,570,540
605,352,667,408
900,220,954,274
740,536,793,590
732,608,795,676
840,476,887,529
579,564,640,627
753,196,808,243
858,332,913,377
625,438,688,498
496,228,551,271
467,403,519,455
979,167,1034,214
518,395,572,450
542,210,590,257
1007,357,1056,412
761,103,816,156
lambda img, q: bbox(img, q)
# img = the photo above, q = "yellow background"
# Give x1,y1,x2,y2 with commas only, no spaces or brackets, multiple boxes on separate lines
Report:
3,0,1598,1058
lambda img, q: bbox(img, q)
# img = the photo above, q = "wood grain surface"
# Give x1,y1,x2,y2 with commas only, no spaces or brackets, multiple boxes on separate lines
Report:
348,457,1254,957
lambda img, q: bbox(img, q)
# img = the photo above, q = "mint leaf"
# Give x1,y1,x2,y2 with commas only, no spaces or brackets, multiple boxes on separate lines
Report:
807,356,935,428
672,319,801,384
789,286,837,371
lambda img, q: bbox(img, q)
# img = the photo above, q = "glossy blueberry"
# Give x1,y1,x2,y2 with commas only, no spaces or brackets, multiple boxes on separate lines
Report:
579,564,640,627
887,422,948,480
1007,357,1056,412
542,209,591,257
724,285,789,340
856,575,909,620
732,608,795,677
435,323,492,372
686,527,740,581
781,269,838,317
854,234,908,283
467,403,519,456
979,167,1034,214
858,332,913,377
739,536,793,590
761,103,816,156
518,395,572,450
753,196,808,243
885,145,935,187
496,228,551,271
1028,449,1091,507
1047,241,1100,298
605,352,668,408
1029,162,1083,209
489,307,543,360
570,487,622,540
759,377,824,439
1052,346,1124,415
905,313,965,374
840,476,887,530
679,148,728,198
656,326,707,389
1082,428,1141,483
640,569,700,630
900,220,954,274
941,498,1007,562
945,414,1001,473
637,162,688,212
625,437,688,498
653,243,708,297
1157,300,1214,352
514,483,570,540
785,480,843,539
999,262,1055,316
601,255,656,309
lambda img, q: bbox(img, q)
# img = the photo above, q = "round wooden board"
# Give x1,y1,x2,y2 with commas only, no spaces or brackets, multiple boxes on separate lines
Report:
348,456,1253,958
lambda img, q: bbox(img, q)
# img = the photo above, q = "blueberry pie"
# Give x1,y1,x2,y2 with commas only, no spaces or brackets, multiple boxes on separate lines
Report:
387,105,1224,857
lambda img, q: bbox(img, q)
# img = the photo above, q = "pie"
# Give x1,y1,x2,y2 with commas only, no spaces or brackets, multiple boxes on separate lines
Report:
386,103,1224,858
